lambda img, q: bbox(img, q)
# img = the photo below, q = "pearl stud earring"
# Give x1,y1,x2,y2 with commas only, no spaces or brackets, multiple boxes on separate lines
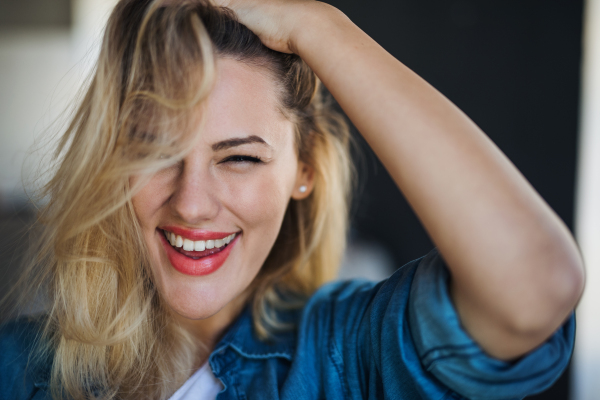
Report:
299,185,307,193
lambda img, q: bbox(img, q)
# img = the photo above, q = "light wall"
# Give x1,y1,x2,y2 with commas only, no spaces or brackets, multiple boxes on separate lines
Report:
0,30,72,205
573,0,600,399
0,0,116,208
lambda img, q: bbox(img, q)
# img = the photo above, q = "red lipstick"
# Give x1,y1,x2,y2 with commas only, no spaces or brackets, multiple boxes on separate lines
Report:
160,226,236,241
158,227,239,276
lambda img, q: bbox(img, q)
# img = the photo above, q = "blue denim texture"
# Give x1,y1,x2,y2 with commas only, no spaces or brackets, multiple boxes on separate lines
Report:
0,248,574,399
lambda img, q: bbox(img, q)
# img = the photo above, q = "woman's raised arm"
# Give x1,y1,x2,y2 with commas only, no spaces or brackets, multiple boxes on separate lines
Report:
214,0,585,360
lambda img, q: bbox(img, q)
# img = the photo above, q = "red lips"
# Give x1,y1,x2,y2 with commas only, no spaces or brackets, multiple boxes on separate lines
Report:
159,228,239,276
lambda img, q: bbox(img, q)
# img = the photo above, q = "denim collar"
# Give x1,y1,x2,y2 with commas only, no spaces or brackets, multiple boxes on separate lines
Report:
210,306,296,362
31,307,297,390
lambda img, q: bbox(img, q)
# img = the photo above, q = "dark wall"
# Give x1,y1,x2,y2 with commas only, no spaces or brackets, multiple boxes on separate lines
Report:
323,1,583,399
0,0,71,29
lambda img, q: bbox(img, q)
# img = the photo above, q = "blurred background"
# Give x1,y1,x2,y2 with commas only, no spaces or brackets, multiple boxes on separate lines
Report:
0,0,598,399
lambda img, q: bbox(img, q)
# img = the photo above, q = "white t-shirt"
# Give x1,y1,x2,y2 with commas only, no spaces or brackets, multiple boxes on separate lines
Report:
168,361,223,400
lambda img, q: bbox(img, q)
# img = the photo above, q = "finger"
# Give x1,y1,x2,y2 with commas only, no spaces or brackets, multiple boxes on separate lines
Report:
210,0,233,8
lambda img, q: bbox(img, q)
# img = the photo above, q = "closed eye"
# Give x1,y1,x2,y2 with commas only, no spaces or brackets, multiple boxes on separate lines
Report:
221,155,263,163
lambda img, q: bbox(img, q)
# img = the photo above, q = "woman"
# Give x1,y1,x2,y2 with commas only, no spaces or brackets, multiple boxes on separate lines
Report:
0,0,584,399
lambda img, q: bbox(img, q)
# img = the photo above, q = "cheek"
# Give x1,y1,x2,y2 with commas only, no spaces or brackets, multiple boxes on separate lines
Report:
131,189,153,228
131,172,177,228
232,171,291,226
223,164,297,230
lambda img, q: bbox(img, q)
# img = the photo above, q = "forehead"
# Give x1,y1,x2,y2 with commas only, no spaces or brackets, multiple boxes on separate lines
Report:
200,57,293,148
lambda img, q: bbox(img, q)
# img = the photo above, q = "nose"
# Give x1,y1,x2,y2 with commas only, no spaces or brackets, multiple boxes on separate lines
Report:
168,161,220,225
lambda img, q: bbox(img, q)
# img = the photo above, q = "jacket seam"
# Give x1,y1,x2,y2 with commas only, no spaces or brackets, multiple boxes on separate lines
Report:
329,340,351,400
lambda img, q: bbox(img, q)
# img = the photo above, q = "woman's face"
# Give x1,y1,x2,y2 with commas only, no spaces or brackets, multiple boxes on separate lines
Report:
132,58,312,327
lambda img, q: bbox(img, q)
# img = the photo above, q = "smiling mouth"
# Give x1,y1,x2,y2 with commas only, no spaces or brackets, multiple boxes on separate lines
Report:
162,229,237,260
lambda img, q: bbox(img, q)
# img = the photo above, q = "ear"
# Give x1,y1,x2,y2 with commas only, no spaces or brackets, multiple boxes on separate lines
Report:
291,161,315,200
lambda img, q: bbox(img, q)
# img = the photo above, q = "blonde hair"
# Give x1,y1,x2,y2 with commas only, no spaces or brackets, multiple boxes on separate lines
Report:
11,0,353,398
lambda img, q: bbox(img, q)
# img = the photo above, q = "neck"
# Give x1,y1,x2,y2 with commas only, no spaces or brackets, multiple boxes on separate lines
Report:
170,291,250,368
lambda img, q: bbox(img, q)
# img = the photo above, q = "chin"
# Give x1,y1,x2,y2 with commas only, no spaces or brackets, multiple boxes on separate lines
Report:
158,276,236,320
169,300,225,321
151,261,248,326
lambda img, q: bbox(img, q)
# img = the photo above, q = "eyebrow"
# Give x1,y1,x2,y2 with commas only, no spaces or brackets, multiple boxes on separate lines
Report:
211,135,271,151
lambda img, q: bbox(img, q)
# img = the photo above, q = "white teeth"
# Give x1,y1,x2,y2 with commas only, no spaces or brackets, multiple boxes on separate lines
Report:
164,230,236,251
182,239,194,251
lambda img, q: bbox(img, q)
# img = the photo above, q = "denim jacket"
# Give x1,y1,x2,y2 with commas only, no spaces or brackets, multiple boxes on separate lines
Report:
0,249,574,399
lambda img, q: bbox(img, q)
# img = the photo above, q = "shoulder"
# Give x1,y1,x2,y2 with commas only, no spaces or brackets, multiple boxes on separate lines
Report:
282,253,450,399
302,253,425,320
295,253,427,352
0,315,52,400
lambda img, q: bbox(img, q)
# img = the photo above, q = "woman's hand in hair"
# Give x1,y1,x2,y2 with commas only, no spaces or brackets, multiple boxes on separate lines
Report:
211,0,342,54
